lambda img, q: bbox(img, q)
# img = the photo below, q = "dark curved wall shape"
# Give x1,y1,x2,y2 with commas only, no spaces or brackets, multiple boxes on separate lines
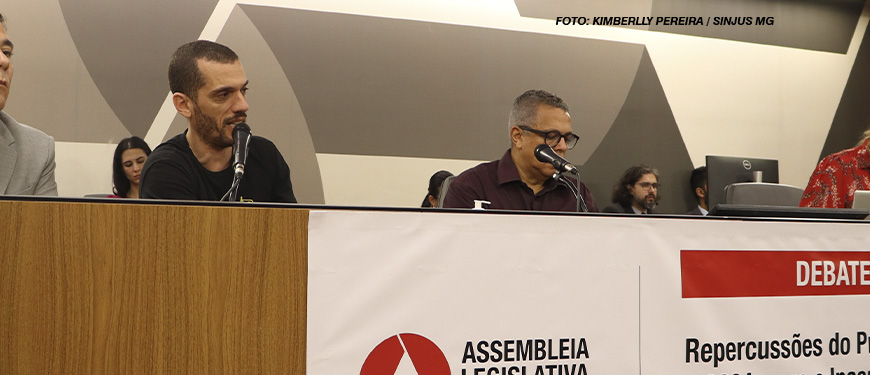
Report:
240,6,641,162
579,49,695,213
822,20,870,160
516,0,863,53
59,0,219,137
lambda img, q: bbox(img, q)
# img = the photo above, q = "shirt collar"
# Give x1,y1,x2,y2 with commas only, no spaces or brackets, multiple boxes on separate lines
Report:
496,149,561,192
497,149,522,185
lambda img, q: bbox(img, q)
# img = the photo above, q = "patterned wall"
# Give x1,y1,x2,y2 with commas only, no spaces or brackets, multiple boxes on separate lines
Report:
1,0,867,212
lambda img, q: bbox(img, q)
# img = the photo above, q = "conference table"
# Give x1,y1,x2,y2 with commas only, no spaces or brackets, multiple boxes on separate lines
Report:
2,197,868,375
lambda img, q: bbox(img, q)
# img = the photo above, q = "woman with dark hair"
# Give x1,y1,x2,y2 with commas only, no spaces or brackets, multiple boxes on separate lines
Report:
111,136,152,198
422,170,454,208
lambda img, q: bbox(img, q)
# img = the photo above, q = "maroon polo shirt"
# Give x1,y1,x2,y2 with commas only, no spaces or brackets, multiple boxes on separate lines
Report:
443,149,598,212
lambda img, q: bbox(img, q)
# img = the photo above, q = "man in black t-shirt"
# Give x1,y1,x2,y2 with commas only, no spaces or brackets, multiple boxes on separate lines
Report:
140,40,296,202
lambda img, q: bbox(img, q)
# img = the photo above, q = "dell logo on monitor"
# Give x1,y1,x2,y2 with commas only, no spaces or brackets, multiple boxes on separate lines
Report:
742,160,752,170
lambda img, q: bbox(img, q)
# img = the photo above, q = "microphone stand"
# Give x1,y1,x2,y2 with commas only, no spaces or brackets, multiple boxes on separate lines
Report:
221,173,243,202
555,172,588,213
227,176,242,202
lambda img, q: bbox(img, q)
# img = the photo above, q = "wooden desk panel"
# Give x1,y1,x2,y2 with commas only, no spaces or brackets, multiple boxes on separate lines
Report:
0,200,307,374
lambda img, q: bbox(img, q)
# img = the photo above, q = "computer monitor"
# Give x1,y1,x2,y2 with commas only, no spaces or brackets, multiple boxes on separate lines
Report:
706,155,779,209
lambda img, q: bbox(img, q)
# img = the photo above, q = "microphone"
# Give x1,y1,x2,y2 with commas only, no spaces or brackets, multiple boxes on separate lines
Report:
534,144,578,174
232,123,251,178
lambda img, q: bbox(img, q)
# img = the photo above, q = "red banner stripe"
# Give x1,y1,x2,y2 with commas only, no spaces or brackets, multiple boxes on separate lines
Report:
681,250,870,298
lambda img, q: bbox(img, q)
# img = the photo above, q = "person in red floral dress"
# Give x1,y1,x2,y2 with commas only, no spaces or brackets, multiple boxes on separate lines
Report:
800,131,870,208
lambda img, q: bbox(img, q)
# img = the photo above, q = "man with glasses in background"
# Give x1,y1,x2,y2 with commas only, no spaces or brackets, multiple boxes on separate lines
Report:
602,166,660,214
442,89,597,212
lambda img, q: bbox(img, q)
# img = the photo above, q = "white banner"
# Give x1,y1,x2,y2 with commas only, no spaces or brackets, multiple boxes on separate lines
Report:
307,211,870,375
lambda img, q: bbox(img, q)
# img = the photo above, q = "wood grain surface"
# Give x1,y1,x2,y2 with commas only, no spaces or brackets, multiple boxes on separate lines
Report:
0,200,308,374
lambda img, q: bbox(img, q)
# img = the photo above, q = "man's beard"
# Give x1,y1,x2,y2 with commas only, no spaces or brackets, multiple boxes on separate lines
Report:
635,194,657,210
192,105,234,149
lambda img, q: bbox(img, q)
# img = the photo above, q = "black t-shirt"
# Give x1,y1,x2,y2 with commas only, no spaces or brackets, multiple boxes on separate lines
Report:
139,132,297,203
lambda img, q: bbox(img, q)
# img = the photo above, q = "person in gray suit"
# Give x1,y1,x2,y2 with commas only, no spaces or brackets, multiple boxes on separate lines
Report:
0,13,57,196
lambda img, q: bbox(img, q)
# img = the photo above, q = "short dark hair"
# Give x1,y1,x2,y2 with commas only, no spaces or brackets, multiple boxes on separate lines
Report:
611,165,660,206
112,136,152,197
168,40,239,101
690,166,707,192
508,89,570,130
0,13,6,28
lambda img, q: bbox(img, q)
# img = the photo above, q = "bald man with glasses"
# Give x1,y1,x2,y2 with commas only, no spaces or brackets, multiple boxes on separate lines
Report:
442,89,597,212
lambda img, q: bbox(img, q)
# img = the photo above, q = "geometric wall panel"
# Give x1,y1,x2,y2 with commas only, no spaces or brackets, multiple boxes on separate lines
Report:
821,15,870,160
517,0,863,54
580,48,695,214
2,0,128,143
242,5,644,164
59,0,219,137
516,0,653,31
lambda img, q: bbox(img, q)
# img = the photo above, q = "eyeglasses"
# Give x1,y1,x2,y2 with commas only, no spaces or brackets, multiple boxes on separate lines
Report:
518,125,579,150
636,182,661,190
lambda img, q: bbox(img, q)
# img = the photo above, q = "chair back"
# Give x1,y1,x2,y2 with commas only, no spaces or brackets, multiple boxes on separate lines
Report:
436,176,456,208
724,182,803,206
